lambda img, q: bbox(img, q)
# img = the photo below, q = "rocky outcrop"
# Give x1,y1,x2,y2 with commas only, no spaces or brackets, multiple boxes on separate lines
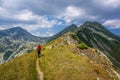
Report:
45,32,78,49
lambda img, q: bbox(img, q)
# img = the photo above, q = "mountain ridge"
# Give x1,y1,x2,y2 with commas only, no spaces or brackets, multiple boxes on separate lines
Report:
48,24,77,42
76,21,120,68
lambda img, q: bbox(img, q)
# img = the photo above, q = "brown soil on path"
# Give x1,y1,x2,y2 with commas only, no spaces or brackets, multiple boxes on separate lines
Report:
36,58,44,80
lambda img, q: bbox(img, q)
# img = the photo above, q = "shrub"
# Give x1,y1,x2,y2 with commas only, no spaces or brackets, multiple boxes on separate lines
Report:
71,34,81,43
77,43,88,49
71,34,77,40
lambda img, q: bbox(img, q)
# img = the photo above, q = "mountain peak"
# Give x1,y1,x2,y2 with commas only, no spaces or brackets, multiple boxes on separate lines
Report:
9,26,25,31
13,26,23,29
82,21,103,28
79,21,108,33
69,24,77,27
67,24,77,29
0,26,41,42
48,24,77,41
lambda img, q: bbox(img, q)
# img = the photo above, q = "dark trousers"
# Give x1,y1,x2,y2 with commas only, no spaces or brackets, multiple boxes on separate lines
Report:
38,50,41,58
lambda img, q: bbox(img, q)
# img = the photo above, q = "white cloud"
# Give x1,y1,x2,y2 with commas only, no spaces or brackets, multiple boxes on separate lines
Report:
61,6,85,21
64,6,84,18
57,21,63,25
34,29,55,37
103,19,120,28
0,26,6,30
0,7,6,15
0,7,10,18
13,18,62,33
57,6,85,24
10,9,63,32
58,6,98,24
93,0,120,8
14,10,35,21
1,0,22,9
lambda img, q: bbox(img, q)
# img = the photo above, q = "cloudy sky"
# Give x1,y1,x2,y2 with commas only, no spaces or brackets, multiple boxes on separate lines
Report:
0,0,120,37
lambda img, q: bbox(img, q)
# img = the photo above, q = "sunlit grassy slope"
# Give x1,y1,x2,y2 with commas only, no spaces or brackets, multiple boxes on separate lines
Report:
0,51,37,80
39,44,118,80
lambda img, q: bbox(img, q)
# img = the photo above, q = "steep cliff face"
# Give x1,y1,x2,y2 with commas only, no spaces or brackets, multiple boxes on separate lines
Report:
76,22,120,68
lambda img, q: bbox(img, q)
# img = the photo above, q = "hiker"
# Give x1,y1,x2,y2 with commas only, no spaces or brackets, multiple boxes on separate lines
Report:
37,44,42,58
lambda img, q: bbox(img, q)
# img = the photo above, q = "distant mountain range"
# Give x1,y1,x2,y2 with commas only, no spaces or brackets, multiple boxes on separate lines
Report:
0,27,48,43
0,22,120,70
0,21,120,79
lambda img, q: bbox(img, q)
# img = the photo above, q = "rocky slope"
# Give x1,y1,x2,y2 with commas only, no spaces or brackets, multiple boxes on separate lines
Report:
76,21,120,69
0,27,49,63
0,37,37,63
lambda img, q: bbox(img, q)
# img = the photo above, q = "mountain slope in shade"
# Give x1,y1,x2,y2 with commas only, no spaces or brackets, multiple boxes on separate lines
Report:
48,24,77,41
76,21,120,68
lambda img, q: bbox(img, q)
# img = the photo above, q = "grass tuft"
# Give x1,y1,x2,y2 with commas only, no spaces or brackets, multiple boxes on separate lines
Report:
77,43,88,49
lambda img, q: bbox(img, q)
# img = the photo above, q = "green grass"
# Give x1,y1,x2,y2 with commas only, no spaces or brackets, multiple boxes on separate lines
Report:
77,43,88,49
39,45,116,80
0,51,37,80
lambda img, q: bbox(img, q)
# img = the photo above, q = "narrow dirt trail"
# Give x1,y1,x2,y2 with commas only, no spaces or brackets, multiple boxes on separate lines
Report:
36,58,44,80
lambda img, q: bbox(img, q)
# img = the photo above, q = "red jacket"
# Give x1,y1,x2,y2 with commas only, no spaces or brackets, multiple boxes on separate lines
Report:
37,44,41,51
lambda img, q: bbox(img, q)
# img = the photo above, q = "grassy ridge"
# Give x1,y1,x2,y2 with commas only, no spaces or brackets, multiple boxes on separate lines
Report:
0,50,37,80
39,45,116,80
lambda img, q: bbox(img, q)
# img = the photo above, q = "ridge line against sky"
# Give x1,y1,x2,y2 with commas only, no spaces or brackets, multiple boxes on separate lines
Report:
0,0,120,37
